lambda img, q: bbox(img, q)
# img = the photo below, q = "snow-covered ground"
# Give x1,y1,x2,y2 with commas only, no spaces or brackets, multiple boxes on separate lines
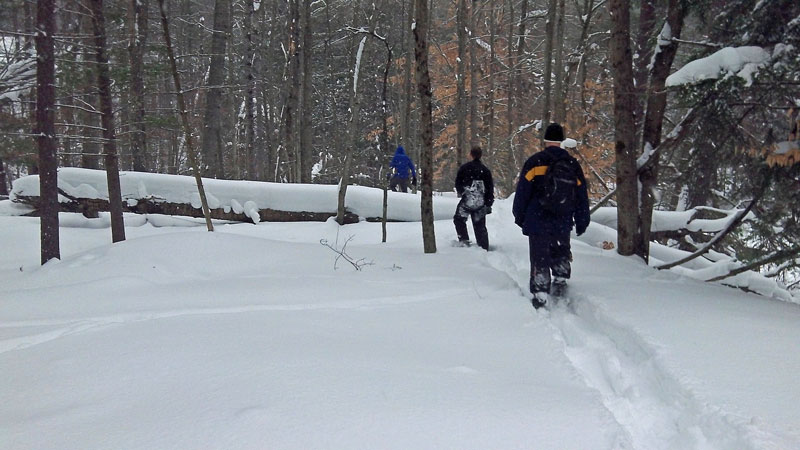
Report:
1,187,799,449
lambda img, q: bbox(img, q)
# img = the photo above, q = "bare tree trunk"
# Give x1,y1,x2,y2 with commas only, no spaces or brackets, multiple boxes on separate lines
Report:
36,0,60,263
158,0,214,232
488,3,496,158
242,0,256,179
128,0,148,172
336,4,366,225
0,157,7,196
299,0,313,183
468,1,480,148
79,18,100,170
90,0,126,243
552,0,566,123
456,0,467,165
542,0,557,127
634,0,656,130
638,0,685,262
609,0,640,257
401,0,414,148
284,0,301,183
414,0,436,254
201,0,231,178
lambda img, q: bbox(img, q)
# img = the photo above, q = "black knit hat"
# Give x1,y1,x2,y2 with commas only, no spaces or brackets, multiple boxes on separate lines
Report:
544,122,565,142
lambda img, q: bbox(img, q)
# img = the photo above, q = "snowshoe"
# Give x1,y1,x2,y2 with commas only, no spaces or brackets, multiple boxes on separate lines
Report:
531,292,548,310
551,278,568,298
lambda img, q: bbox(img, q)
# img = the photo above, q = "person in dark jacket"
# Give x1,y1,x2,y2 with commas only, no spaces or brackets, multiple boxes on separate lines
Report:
388,146,417,193
512,123,590,308
454,146,494,250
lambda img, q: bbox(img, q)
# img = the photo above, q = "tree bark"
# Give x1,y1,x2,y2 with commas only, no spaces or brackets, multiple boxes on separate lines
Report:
0,157,8,196
127,0,148,172
336,4,366,225
456,0,468,165
201,0,231,178
158,0,214,232
468,1,480,148
608,0,640,257
36,0,60,264
299,0,314,183
638,0,685,262
633,0,656,129
284,0,301,183
89,0,126,243
414,0,436,253
553,0,566,123
79,17,100,170
242,0,256,179
542,0,557,127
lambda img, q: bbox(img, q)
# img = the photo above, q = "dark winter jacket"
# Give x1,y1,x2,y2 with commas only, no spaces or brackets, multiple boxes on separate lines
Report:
389,146,417,179
512,146,590,236
455,158,494,209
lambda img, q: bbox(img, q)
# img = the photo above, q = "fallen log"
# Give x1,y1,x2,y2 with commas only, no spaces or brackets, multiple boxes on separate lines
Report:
12,193,361,224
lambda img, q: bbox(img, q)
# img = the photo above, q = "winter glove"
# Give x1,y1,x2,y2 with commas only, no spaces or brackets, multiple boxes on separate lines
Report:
412,177,417,186
576,224,587,236
484,205,492,215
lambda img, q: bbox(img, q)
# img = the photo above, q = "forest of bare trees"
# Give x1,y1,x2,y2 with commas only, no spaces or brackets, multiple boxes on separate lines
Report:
1,0,798,286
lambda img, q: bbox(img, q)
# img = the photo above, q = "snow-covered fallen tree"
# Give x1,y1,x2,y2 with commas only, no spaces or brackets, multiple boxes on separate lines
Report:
589,206,797,301
9,168,460,223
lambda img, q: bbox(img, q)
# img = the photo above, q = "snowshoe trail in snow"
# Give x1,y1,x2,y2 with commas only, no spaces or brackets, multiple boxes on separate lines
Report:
486,249,785,450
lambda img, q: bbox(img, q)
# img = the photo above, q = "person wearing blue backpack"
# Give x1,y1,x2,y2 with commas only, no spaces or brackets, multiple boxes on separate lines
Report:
387,146,417,193
512,123,590,309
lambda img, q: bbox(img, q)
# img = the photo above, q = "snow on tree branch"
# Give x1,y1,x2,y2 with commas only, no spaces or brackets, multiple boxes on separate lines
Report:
665,46,770,87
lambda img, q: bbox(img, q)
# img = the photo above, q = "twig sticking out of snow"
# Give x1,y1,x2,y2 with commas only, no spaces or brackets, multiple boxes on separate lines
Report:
320,236,374,271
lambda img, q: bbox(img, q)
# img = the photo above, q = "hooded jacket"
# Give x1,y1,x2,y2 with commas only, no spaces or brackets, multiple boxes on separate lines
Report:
389,146,417,179
512,145,590,236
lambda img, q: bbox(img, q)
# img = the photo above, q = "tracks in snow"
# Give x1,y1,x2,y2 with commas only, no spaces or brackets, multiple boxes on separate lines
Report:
486,249,780,450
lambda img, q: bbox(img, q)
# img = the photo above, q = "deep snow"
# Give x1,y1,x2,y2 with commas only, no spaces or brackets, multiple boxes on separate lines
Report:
1,190,799,449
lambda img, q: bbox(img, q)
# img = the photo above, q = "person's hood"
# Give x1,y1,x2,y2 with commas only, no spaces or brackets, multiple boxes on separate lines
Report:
394,146,406,156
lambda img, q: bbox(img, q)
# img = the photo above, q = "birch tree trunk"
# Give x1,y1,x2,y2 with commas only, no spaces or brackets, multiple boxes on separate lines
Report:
609,0,640,257
90,0,126,243
36,0,60,263
414,0,436,254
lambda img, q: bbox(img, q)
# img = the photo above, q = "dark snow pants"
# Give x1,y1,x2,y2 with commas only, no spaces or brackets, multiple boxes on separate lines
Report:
389,176,409,193
528,230,571,294
454,201,489,250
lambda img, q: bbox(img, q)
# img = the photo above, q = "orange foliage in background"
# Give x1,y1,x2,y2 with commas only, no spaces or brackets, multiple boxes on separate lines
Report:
374,5,617,198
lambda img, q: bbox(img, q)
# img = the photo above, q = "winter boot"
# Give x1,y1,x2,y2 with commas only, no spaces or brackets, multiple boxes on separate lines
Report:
551,277,568,297
531,292,548,309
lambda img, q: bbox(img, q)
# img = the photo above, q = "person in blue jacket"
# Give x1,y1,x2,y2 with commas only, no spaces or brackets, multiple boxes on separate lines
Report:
387,146,417,193
512,123,590,309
